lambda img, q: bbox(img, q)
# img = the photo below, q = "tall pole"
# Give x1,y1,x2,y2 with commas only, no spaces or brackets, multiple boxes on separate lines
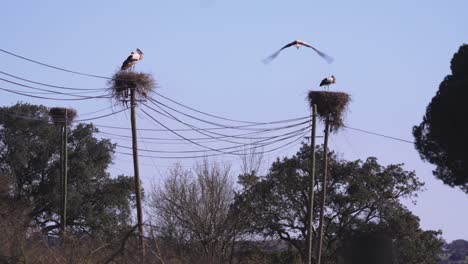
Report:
306,104,317,264
59,124,64,233
316,118,330,264
61,110,68,234
130,88,145,255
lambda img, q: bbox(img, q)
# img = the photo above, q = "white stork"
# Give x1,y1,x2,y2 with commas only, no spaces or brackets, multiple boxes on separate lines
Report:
121,48,144,71
263,40,333,64
319,75,336,90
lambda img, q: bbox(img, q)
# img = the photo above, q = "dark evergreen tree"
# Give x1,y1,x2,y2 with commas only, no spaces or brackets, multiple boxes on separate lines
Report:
413,44,468,193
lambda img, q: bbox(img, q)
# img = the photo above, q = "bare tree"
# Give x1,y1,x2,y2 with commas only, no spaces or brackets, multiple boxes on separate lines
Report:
149,160,237,264
240,145,264,176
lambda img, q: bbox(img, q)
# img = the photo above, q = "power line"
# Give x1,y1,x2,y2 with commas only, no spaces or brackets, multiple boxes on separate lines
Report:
144,101,311,145
97,128,322,142
115,129,308,159
140,108,246,155
144,102,268,145
79,106,118,117
140,108,307,155
0,48,111,80
115,126,310,154
74,108,127,122
0,70,107,91
95,116,310,132
155,92,275,125
344,126,414,144
0,108,126,123
0,77,109,98
137,129,165,179
0,104,414,146
0,110,53,124
0,86,111,101
149,97,308,130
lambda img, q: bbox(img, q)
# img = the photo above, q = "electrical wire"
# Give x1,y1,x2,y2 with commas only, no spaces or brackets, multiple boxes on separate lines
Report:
95,117,310,132
149,97,309,130
141,108,247,155
115,129,308,159
0,108,126,123
155,92,284,125
141,108,307,155
344,126,414,144
96,128,322,143
0,48,112,80
0,86,111,101
0,70,108,91
143,101,311,143
0,78,110,98
115,126,310,154
137,129,165,178
0,110,53,124
144,102,269,145
73,108,127,122
79,106,118,117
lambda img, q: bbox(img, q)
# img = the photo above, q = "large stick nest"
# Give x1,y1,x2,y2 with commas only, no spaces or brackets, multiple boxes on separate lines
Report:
108,71,157,105
49,107,77,125
308,91,350,131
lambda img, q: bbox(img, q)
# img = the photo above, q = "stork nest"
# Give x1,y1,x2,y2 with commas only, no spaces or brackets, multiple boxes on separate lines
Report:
308,91,350,131
49,107,77,125
108,71,157,105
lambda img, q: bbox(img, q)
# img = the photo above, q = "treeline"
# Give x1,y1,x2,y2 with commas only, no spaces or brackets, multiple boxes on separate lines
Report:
440,240,468,264
0,103,445,263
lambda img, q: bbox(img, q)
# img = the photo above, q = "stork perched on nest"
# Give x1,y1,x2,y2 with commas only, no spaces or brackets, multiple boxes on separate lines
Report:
263,40,333,64
320,75,336,90
121,48,144,71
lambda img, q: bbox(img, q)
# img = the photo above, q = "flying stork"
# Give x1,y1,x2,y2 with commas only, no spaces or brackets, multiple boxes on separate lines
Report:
319,75,336,90
121,48,144,71
263,40,333,64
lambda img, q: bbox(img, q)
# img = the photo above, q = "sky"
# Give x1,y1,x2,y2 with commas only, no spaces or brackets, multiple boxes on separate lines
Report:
1,0,467,242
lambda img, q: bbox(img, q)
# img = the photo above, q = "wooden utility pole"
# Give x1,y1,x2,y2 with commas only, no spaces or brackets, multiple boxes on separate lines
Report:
61,110,69,233
316,118,330,264
59,124,64,232
130,88,145,255
306,104,317,264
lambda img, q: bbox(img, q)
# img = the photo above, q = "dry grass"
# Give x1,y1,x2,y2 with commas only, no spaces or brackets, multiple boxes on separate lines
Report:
308,91,350,131
108,71,157,105
49,107,77,125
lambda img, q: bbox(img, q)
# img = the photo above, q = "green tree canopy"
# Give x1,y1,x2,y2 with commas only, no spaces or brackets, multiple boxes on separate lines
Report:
413,44,468,193
233,144,443,263
0,103,135,240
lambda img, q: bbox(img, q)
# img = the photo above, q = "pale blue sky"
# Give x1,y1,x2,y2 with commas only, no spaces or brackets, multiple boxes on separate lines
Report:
1,0,467,242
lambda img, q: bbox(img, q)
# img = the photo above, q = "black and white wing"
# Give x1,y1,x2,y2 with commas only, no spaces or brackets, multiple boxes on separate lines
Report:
262,41,298,64
299,41,334,64
121,55,137,70
319,77,329,86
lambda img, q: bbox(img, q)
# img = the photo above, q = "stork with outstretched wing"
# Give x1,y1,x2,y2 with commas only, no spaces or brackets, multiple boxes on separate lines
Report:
263,40,333,64
121,48,144,71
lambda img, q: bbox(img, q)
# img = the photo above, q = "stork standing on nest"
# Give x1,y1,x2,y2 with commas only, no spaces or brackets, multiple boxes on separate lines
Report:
263,40,333,64
319,75,336,90
120,48,144,104
121,48,144,71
